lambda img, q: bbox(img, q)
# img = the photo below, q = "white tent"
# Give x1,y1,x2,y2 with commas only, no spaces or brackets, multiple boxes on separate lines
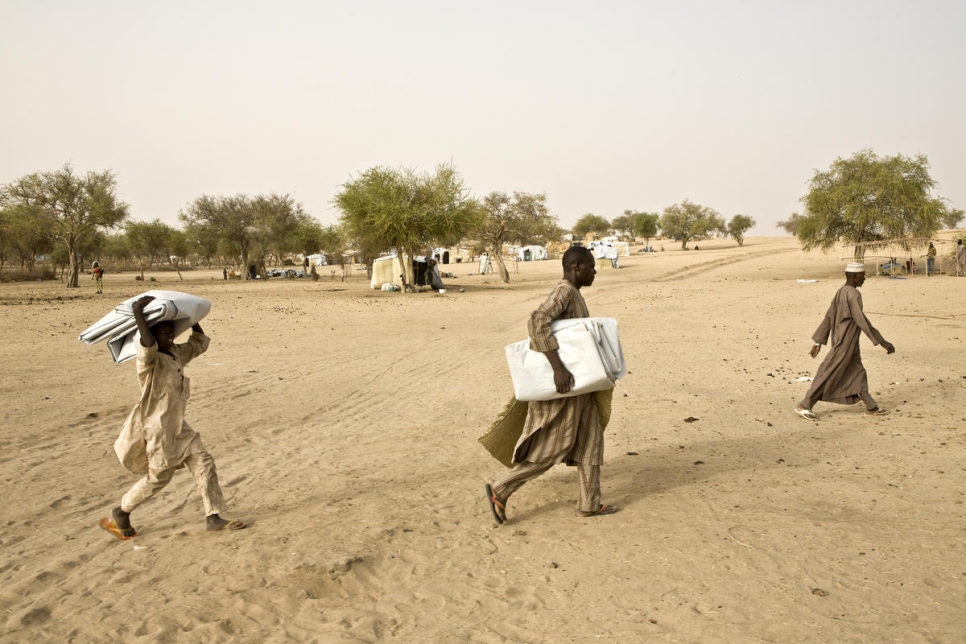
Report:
517,245,548,261
370,254,407,289
431,247,471,264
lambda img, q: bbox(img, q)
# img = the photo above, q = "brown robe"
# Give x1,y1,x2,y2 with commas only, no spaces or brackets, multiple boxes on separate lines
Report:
801,285,884,407
511,280,604,466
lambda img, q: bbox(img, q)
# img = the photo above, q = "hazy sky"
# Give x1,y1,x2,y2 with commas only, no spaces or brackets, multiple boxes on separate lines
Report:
2,1,963,235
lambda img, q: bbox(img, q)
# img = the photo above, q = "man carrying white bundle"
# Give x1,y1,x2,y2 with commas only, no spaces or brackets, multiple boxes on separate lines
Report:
486,246,618,523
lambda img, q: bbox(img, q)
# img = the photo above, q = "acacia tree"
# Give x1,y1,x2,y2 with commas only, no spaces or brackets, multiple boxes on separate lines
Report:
777,212,805,236
631,211,660,245
572,213,610,240
476,191,558,283
797,149,947,260
291,217,327,260
611,212,636,238
0,164,128,287
335,163,482,284
181,195,257,275
727,214,756,246
126,220,173,269
1,204,53,270
182,219,220,268
101,232,131,263
939,207,964,230
249,194,307,269
659,200,721,249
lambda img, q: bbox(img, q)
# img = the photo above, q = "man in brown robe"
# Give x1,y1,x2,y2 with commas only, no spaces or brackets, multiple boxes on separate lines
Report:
795,263,895,421
486,246,617,523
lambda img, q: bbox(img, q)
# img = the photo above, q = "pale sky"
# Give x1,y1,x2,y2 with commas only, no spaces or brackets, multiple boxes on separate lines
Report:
2,0,963,236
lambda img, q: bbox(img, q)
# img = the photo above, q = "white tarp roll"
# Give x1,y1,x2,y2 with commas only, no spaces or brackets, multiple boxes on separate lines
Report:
78,290,211,364
504,317,625,402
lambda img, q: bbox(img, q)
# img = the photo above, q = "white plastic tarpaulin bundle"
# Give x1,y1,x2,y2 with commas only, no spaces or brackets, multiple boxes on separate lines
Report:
78,290,211,364
505,317,625,401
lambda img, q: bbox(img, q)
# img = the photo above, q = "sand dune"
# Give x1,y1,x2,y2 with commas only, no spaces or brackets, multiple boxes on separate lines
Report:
1,236,964,642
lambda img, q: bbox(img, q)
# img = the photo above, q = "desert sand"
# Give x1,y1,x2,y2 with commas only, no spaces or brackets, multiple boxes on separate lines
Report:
1,236,964,643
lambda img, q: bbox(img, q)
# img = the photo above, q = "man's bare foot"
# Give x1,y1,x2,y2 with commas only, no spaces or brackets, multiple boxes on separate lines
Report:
99,507,137,539
575,504,618,518
112,507,137,537
206,514,248,532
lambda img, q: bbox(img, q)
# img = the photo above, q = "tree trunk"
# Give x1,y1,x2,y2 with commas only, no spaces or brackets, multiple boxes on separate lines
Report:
66,239,80,288
680,238,688,250
402,248,416,287
491,251,511,283
853,245,866,261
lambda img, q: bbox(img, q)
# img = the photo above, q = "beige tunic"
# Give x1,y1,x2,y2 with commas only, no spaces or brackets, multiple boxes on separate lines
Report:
114,332,210,474
512,280,604,466
802,285,884,406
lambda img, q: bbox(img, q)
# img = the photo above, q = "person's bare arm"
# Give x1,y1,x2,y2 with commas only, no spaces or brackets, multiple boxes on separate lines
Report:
544,348,575,394
133,296,156,347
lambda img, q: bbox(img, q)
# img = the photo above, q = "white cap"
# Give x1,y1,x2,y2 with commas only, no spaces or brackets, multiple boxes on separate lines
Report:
845,262,866,273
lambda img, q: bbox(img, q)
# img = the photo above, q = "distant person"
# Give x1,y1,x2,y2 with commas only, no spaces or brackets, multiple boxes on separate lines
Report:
957,239,965,277
926,242,937,276
486,246,617,523
795,263,895,421
91,261,104,293
99,295,246,539
223,267,228,280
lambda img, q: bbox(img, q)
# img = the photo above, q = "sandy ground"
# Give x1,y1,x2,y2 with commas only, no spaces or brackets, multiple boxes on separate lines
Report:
1,236,964,643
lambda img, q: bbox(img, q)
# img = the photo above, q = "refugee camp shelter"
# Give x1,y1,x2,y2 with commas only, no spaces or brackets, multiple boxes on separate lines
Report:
370,254,407,289
431,247,471,264
516,245,549,261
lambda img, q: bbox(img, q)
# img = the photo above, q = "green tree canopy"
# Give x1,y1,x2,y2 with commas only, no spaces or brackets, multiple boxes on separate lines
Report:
777,212,804,236
610,212,636,237
181,195,259,274
334,163,482,283
797,149,947,260
939,207,964,230
248,194,308,269
0,164,129,287
100,232,131,262
572,213,610,239
476,191,558,283
0,204,53,270
659,200,721,249
126,219,175,268
727,214,756,247
631,211,660,244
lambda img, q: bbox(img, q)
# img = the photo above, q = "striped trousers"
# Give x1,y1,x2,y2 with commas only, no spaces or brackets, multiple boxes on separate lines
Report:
492,461,601,514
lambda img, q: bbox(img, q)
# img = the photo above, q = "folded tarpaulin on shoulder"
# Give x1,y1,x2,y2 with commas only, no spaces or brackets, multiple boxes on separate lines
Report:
504,317,625,402
78,290,211,364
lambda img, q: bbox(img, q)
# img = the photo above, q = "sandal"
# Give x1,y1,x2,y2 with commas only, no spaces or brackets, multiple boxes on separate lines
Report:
99,517,137,540
865,407,888,416
795,406,818,421
576,504,618,518
485,483,506,524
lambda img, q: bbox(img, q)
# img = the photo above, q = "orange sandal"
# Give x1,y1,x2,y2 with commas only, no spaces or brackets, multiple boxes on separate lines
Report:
485,483,506,524
99,517,137,540
576,504,618,518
